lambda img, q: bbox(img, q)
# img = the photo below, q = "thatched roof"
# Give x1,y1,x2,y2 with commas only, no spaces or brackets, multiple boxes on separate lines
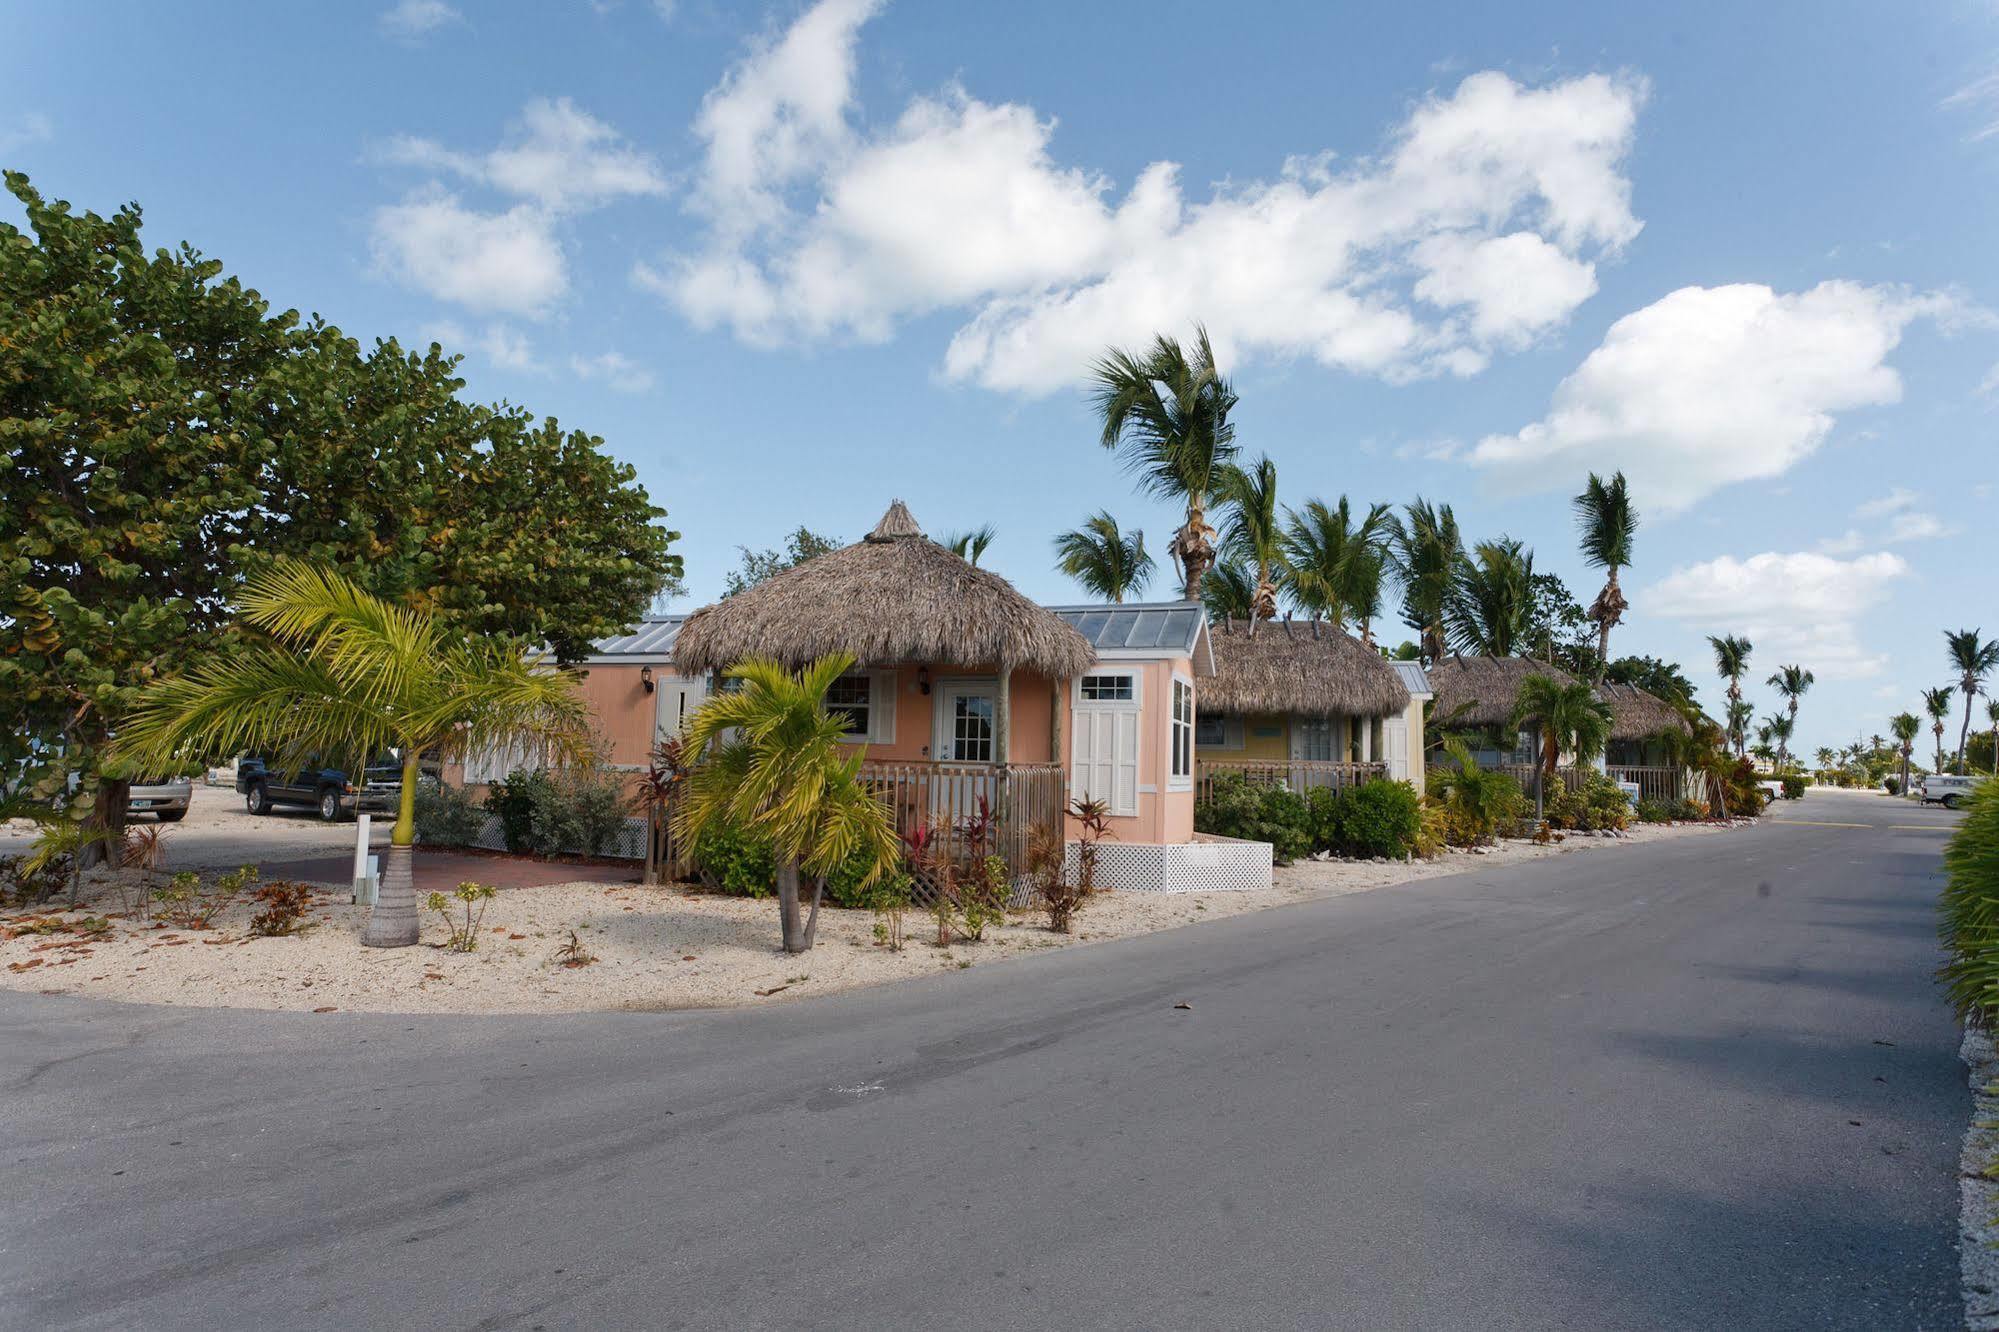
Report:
672,500,1096,678
1597,682,1693,740
1426,655,1581,729
1201,618,1411,717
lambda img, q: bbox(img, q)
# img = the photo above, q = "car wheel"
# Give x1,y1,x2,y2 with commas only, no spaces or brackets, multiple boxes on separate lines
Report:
318,789,344,822
156,808,187,823
245,782,270,816
1944,794,1963,810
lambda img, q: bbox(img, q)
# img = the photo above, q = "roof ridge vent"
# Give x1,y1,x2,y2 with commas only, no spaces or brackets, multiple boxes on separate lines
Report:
866,500,923,543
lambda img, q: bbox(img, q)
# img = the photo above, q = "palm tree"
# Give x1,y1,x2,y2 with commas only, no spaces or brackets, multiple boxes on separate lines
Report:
1513,672,1614,820
1726,697,1754,759
1390,498,1464,662
1987,698,1999,777
1446,538,1535,657
941,525,996,567
1201,561,1259,623
1214,454,1284,634
1814,746,1836,779
1054,512,1154,603
1091,327,1239,601
1945,629,1999,774
676,655,901,954
1761,712,1795,769
1890,711,1920,794
115,560,591,948
1573,471,1638,682
1709,634,1753,755
1766,664,1814,747
1924,686,1956,774
1280,497,1394,635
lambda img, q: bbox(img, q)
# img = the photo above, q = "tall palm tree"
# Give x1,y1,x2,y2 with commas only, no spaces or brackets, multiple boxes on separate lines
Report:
1446,538,1536,657
1390,497,1464,662
1945,629,1999,774
1814,746,1836,776
1091,327,1239,601
1890,711,1921,794
1987,698,1999,777
941,525,996,567
1513,673,1614,819
1708,633,1753,755
1924,686,1956,774
1726,698,1754,758
1766,664,1814,747
1201,561,1259,623
1213,454,1284,634
676,655,900,954
1761,712,1796,769
115,560,591,948
1573,471,1638,683
1278,497,1394,641
1053,512,1154,603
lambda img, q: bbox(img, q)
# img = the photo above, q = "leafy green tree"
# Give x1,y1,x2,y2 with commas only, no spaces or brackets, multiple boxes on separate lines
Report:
1390,498,1464,662
1522,572,1598,673
1280,497,1394,643
1573,471,1638,682
1090,328,1239,601
1054,512,1153,603
1603,655,1699,710
675,655,901,954
1214,455,1284,632
1447,538,1535,657
723,527,841,597
940,525,997,567
116,561,592,947
1945,629,1999,774
1709,634,1754,755
1512,673,1613,819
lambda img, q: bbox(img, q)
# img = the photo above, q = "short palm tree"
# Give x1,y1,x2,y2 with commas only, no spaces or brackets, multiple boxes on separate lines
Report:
1091,327,1239,601
1513,673,1614,819
115,560,592,948
942,525,996,567
1890,711,1920,794
1573,472,1638,683
1924,686,1957,774
1762,712,1796,769
675,655,901,954
1280,496,1394,639
1447,537,1535,657
1766,664,1814,743
1054,512,1153,603
1390,497,1464,662
1946,629,1999,774
1214,454,1283,633
1709,633,1753,755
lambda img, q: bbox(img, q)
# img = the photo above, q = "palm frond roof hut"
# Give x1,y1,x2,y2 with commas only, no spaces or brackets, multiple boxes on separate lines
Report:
672,500,1096,678
1596,682,1693,740
1426,655,1582,728
1201,618,1410,717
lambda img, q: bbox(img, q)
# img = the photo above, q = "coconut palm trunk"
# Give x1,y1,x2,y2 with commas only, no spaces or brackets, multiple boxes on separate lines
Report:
1176,500,1215,603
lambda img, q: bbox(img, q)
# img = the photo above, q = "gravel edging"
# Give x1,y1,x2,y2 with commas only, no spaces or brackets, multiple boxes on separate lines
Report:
1961,1027,1999,1328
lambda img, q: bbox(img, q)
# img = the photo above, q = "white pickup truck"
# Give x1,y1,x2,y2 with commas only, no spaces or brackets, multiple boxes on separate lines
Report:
1921,774,1983,810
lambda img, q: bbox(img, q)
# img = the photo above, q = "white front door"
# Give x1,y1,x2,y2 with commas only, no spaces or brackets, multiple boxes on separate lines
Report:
656,675,709,745
938,685,997,764
1293,716,1335,762
1382,714,1409,781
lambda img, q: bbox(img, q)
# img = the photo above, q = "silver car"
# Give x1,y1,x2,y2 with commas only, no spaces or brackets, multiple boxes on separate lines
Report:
126,776,192,822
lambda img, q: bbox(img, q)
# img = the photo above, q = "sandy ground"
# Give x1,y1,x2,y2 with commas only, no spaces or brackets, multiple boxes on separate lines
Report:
1,818,1737,1015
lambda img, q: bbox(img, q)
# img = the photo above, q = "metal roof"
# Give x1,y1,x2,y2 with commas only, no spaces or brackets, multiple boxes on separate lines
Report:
1045,602,1212,673
1390,659,1433,698
585,617,684,660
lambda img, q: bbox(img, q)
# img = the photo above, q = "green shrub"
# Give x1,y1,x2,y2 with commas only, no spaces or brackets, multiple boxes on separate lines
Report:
483,767,632,857
415,780,487,848
692,818,776,898
1780,773,1806,801
1884,776,1902,796
484,769,552,854
1940,782,1999,1025
1195,772,1312,862
1305,786,1342,852
1635,798,1674,824
1428,746,1525,846
1674,797,1705,822
1330,779,1423,859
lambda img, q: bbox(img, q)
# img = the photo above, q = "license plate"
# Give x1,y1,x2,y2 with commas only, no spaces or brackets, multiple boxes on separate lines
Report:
130,800,153,809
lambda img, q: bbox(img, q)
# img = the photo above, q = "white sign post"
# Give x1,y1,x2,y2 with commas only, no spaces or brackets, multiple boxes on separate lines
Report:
352,813,376,905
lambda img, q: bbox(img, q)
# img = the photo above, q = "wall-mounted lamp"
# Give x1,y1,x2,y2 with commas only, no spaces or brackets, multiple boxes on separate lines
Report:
917,666,931,695
639,665,656,694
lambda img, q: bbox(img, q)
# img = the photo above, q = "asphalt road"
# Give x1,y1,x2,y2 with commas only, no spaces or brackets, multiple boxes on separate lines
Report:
0,791,1967,1330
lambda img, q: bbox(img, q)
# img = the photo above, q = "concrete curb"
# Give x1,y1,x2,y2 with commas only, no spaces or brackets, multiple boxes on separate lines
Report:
1960,1026,1999,1329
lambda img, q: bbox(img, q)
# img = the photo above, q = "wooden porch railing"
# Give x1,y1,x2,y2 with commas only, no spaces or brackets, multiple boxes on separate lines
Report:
1196,759,1387,803
1606,765,1689,804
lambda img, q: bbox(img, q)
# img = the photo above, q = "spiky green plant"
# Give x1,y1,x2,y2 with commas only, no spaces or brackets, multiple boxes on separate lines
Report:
1054,512,1153,603
1939,782,1999,1025
942,525,997,567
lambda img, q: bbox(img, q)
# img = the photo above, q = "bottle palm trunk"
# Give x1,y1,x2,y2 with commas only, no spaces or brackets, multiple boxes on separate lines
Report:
361,753,425,949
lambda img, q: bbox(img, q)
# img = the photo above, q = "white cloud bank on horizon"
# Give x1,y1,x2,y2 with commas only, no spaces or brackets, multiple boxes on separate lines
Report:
1639,549,1911,681
1471,281,1953,514
636,0,1648,394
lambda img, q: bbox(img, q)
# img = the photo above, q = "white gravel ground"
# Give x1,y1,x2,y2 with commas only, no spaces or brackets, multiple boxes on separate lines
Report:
1962,1027,1999,1329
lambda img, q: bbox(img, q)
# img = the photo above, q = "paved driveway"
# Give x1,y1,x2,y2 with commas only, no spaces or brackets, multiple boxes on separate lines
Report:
0,790,1966,1329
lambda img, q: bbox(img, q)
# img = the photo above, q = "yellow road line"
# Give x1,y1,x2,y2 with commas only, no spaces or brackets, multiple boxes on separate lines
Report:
1888,824,1954,832
1772,819,1871,828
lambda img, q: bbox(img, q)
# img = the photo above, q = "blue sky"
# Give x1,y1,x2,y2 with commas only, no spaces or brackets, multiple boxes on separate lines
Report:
6,0,1997,754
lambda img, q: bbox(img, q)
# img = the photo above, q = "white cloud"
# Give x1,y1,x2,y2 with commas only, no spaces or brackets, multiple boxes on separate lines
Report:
1944,69,1999,142
1471,281,1951,513
0,111,52,153
1885,510,1955,542
1639,550,1911,680
380,0,460,40
1847,487,1954,542
1854,486,1918,519
640,0,1645,392
370,189,567,314
1979,362,1999,397
418,320,543,371
652,0,677,20
378,98,666,212
570,350,657,393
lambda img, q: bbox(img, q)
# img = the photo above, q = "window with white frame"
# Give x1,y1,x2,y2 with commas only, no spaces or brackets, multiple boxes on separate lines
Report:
1169,676,1195,788
1194,712,1231,749
825,673,872,738
1079,672,1137,704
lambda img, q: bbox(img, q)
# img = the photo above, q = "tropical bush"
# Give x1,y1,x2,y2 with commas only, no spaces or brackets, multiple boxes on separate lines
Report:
1427,743,1526,846
1635,798,1674,824
1193,772,1312,863
1328,780,1425,859
1780,773,1806,801
248,881,315,937
415,780,488,848
1884,776,1902,796
1939,782,1999,1025
485,769,552,853
483,767,632,857
692,817,777,898
1544,773,1633,833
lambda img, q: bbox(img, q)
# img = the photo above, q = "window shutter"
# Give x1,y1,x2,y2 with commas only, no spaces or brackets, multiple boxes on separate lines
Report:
1072,708,1139,817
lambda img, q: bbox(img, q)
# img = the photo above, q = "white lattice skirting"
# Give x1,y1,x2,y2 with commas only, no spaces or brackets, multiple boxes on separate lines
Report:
1069,836,1273,894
